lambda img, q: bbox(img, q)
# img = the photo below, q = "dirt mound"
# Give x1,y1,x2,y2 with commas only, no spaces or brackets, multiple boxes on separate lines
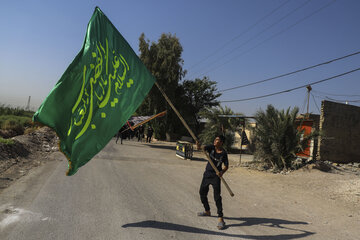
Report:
0,141,29,160
12,127,58,153
0,127,59,190
0,129,18,139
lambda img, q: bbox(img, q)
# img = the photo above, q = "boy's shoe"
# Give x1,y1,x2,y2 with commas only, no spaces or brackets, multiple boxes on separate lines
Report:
197,211,211,217
217,220,226,230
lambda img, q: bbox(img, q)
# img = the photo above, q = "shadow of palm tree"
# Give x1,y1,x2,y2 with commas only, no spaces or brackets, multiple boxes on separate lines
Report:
122,217,315,239
223,217,310,232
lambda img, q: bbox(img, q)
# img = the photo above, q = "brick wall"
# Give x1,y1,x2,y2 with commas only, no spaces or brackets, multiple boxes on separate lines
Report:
318,101,360,163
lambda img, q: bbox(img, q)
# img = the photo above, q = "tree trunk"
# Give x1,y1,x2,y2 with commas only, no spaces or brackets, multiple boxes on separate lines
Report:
280,156,287,171
268,159,276,169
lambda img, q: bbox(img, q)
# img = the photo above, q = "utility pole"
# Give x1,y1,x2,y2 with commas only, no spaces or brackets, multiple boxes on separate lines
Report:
26,96,31,111
306,85,312,118
239,118,245,166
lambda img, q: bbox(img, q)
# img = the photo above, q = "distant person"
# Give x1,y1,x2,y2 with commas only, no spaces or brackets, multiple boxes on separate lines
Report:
146,126,153,143
138,125,144,142
116,125,126,144
129,122,135,140
197,135,228,230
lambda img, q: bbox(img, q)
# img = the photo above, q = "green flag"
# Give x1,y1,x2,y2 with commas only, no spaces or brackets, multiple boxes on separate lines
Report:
33,7,155,175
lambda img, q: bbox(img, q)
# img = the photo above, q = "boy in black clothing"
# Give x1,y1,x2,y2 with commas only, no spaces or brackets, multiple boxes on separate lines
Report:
197,135,228,230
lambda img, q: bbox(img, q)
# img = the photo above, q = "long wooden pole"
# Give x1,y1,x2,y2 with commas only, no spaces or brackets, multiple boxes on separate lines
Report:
155,82,234,197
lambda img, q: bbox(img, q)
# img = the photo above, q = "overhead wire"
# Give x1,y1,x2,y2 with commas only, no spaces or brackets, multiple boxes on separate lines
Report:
216,50,360,93
219,66,360,103
312,93,360,105
324,96,360,103
188,0,312,79
312,90,360,97
192,0,336,79
310,92,321,113
187,0,290,71
300,92,308,114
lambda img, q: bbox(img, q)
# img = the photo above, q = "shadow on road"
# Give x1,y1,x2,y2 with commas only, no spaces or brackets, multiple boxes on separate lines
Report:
223,217,312,233
122,217,315,239
147,144,176,151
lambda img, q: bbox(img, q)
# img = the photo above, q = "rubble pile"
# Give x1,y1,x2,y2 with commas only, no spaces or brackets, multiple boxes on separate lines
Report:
13,127,59,153
0,127,58,176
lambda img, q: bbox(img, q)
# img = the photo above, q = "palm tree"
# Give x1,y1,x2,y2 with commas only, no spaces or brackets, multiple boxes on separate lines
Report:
198,106,243,151
253,105,317,171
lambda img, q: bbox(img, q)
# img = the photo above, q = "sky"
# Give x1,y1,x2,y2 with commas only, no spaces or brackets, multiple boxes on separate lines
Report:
1,0,360,116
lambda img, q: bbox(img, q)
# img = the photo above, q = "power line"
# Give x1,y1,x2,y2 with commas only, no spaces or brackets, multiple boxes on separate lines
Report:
193,0,336,79
187,0,290,71
300,93,308,114
310,92,321,113
217,50,360,93
188,0,312,79
312,93,360,104
324,96,360,103
312,89,360,97
219,66,360,103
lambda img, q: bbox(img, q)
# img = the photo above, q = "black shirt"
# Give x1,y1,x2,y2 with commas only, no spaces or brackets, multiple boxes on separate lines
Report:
203,145,228,177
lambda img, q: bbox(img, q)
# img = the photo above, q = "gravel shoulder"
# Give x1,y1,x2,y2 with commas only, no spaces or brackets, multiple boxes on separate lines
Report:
0,127,58,191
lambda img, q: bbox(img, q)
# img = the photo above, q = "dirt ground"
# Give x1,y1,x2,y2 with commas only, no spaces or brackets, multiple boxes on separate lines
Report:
1,127,359,213
0,127,58,190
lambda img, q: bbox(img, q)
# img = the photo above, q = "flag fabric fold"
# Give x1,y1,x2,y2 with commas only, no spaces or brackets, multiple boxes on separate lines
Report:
33,7,156,175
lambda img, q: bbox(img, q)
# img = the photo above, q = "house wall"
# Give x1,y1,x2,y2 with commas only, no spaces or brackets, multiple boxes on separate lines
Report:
318,101,360,163
297,120,313,158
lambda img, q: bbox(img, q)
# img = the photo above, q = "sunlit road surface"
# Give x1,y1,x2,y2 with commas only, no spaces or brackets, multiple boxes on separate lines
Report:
0,139,358,239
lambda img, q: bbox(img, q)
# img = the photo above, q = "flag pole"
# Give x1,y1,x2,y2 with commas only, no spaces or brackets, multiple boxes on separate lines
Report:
120,111,167,134
131,111,167,130
154,81,234,197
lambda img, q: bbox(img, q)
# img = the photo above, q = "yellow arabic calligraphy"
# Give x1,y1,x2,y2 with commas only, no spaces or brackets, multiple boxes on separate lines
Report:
68,38,133,139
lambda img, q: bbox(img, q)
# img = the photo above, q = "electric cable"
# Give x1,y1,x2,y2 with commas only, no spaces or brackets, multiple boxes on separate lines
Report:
312,90,360,97
217,50,360,93
219,66,360,103
313,93,360,104
187,0,290,71
193,0,336,79
188,0,312,79
300,93,308,114
324,96,360,103
310,92,321,113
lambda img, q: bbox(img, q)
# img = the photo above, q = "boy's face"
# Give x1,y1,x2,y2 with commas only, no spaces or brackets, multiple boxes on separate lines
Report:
213,137,223,147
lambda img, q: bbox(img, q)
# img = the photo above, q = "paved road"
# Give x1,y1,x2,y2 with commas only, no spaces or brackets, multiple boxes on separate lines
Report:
0,139,357,239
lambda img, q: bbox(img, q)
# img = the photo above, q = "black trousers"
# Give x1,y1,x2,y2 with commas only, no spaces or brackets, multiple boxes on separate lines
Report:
116,133,123,144
199,175,223,217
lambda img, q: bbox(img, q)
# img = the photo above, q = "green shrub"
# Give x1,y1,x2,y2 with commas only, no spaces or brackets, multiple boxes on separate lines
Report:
0,115,32,134
0,136,15,145
253,105,319,171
